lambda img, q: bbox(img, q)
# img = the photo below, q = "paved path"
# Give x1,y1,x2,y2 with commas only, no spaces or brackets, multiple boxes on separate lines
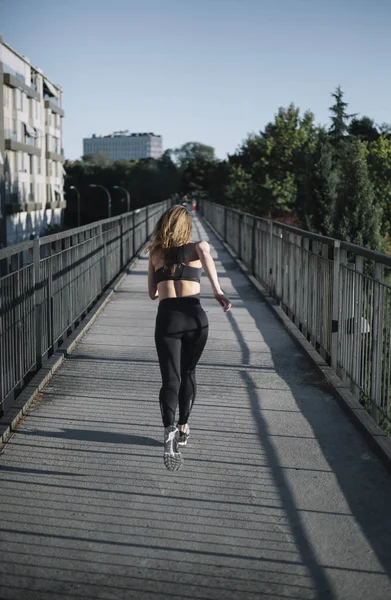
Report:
1,217,391,600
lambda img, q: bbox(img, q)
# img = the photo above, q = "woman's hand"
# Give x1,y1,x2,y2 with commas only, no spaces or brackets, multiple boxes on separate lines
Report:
214,292,232,312
195,242,232,312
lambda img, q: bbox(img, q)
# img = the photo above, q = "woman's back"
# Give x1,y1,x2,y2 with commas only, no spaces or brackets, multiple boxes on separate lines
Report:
151,242,202,300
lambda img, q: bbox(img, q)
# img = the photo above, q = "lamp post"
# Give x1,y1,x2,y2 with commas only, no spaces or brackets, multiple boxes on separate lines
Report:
89,184,112,218
69,185,81,227
113,186,130,213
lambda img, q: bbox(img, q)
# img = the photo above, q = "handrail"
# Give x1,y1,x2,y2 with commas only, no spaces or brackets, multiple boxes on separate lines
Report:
0,199,171,416
200,198,391,435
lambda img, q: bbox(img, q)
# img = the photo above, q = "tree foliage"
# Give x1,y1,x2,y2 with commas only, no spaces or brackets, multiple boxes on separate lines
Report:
64,87,391,253
334,139,382,250
328,85,356,146
349,117,379,142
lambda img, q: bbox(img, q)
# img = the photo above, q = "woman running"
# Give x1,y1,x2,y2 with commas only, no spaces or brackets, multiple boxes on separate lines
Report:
148,205,231,470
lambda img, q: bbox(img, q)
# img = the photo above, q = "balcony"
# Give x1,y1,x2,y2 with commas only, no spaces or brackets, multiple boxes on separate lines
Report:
5,134,41,157
45,150,65,162
3,73,40,101
46,200,67,210
44,99,64,117
6,202,44,215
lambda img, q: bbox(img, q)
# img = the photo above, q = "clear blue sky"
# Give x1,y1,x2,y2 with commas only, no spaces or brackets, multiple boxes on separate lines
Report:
1,0,390,160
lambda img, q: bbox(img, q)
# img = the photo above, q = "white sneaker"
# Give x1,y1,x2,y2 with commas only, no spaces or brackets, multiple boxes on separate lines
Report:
163,426,182,471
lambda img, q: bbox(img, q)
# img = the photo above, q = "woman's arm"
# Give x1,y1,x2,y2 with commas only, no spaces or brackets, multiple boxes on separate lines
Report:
195,241,231,312
148,255,159,300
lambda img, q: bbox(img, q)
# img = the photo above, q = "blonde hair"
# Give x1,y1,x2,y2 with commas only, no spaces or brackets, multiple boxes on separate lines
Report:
148,205,192,268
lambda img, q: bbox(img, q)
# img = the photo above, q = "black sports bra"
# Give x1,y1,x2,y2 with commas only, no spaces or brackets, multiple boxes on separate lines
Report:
155,263,202,284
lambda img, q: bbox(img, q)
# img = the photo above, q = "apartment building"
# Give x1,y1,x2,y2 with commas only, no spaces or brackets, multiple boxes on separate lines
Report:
83,131,163,161
0,34,66,247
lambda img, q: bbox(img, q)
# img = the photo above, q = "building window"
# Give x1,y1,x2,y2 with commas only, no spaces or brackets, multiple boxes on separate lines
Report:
30,183,34,203
30,155,34,175
37,157,41,175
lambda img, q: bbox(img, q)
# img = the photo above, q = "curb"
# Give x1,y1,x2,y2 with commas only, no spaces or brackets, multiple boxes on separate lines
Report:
203,216,391,474
0,245,148,449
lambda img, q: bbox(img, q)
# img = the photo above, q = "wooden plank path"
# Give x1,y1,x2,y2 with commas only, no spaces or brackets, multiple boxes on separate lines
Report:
1,217,391,599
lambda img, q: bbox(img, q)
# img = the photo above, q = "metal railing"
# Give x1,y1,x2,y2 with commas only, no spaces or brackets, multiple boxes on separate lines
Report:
200,200,391,434
0,200,170,415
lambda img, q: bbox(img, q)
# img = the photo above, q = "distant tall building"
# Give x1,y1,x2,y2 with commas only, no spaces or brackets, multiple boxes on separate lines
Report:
83,131,163,161
0,34,66,247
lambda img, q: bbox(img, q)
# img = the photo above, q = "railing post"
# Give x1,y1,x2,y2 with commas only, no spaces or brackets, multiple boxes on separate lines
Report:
338,248,348,385
99,223,107,287
309,240,319,348
251,217,256,276
288,233,295,319
132,211,136,258
371,262,384,422
331,240,341,371
351,255,364,400
282,232,290,311
33,236,42,371
294,234,302,328
120,216,124,270
268,221,273,289
238,213,243,259
146,205,149,240
302,237,310,338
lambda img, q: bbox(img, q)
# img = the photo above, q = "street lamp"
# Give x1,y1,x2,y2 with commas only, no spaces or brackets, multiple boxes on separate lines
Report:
113,186,131,213
69,185,81,227
89,184,112,218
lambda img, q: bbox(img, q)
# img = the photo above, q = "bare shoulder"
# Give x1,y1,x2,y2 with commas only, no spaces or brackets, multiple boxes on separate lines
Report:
195,240,210,253
184,242,203,264
149,249,163,268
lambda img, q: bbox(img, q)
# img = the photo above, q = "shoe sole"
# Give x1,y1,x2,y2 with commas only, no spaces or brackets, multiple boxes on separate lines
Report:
164,452,182,471
177,438,188,447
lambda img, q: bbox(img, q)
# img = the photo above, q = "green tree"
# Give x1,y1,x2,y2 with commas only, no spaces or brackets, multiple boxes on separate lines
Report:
173,142,215,168
349,117,379,142
81,152,111,166
171,142,218,194
328,86,355,146
225,165,258,212
334,139,383,250
367,135,391,238
204,160,231,204
298,133,338,236
64,154,181,226
229,104,317,217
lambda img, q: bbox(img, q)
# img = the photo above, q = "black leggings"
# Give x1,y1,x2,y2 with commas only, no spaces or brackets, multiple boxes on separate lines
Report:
155,297,209,428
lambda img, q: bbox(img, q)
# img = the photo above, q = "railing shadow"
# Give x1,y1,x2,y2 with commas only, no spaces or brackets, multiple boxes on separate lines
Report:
201,218,391,593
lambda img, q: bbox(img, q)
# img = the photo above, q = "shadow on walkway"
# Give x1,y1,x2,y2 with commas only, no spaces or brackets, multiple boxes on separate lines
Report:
207,222,391,597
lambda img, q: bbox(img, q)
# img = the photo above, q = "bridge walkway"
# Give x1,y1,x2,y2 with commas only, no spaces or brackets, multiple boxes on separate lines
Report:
0,216,391,599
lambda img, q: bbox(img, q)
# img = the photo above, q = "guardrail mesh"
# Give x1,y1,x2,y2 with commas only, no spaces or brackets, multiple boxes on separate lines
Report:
201,199,391,435
0,200,170,415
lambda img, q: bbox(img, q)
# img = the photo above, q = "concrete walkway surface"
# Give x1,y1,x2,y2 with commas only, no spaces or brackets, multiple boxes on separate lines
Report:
1,217,391,600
